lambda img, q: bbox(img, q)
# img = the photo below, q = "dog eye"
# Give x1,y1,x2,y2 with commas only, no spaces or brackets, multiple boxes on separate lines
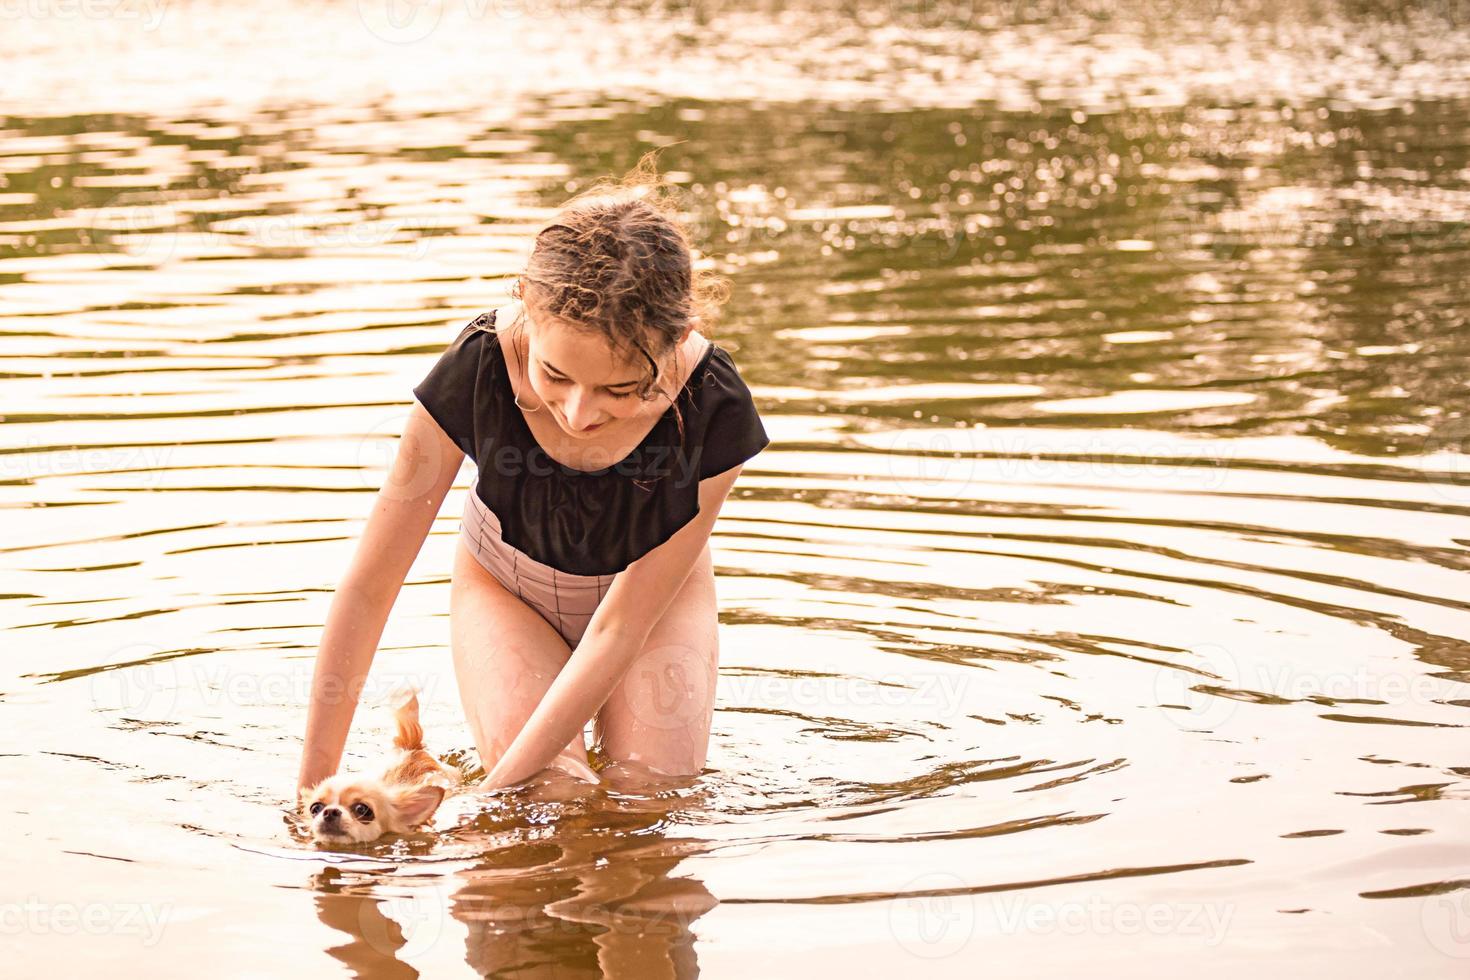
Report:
351,802,374,822
309,802,323,815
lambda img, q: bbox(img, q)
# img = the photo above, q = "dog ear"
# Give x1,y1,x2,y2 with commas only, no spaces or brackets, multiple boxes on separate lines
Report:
389,784,446,829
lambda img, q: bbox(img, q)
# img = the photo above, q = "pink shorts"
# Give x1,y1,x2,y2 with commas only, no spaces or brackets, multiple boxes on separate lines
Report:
459,489,615,649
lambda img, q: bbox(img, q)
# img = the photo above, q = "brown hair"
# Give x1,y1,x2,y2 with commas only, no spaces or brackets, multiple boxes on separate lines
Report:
509,148,730,479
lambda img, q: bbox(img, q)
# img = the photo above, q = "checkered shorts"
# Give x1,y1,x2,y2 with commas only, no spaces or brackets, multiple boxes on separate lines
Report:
459,489,615,649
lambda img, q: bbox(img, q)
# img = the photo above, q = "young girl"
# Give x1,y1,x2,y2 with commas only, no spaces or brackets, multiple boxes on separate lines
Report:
295,155,770,797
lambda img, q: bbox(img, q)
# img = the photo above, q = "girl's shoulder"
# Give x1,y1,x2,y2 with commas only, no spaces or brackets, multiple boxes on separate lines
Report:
467,308,501,341
692,337,758,409
686,339,769,481
446,307,509,374
411,309,508,458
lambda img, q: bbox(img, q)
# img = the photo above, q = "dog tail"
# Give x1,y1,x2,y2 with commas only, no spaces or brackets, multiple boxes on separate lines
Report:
390,683,425,752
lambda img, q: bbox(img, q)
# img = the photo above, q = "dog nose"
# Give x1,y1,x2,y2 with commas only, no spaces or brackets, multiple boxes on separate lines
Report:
322,807,341,824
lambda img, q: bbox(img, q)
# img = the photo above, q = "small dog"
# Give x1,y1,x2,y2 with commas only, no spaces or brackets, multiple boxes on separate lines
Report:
300,685,461,845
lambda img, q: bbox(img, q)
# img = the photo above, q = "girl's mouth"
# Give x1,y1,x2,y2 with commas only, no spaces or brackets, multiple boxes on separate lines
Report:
560,411,604,434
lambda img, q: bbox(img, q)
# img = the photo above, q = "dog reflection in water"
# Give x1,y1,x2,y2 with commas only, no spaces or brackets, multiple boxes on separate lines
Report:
300,685,462,845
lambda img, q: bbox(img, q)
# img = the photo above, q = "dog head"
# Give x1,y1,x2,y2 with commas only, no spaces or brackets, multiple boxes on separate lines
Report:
299,774,446,845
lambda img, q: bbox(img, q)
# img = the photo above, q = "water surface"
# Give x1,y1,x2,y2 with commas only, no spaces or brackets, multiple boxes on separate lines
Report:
4,2,1470,976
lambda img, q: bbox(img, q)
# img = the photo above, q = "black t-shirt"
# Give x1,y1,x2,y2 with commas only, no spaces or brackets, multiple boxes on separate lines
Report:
412,309,770,576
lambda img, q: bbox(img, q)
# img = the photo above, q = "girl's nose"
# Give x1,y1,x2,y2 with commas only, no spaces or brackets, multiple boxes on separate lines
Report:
562,390,603,429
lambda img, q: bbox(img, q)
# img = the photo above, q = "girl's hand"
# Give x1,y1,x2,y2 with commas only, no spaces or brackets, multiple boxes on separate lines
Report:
296,764,333,799
548,752,601,784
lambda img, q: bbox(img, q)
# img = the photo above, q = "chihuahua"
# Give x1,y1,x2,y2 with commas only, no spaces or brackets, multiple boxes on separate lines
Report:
300,684,461,845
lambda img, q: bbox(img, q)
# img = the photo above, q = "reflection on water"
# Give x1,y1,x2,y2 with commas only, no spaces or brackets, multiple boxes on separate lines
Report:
4,1,1470,976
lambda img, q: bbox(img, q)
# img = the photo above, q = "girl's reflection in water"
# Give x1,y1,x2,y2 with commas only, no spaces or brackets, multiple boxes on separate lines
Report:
308,760,720,979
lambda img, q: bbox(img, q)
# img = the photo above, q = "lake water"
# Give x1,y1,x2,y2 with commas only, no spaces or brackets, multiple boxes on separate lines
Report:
4,1,1470,975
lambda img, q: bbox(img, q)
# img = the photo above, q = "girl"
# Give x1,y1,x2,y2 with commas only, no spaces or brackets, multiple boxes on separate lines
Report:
296,154,770,796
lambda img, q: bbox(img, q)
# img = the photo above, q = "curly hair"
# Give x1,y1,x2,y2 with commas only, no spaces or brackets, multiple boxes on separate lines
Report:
509,148,730,485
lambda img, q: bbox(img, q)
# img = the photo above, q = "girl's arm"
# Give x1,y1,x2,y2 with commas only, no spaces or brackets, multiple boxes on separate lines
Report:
482,464,745,789
296,402,465,794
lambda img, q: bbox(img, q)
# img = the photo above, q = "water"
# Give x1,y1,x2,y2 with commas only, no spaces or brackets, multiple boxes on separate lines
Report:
4,1,1470,975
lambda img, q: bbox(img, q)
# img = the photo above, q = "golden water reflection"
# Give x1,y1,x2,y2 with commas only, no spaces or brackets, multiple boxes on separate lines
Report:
4,2,1470,976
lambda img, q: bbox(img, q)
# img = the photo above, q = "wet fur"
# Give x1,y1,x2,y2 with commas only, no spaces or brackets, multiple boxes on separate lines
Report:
300,686,461,844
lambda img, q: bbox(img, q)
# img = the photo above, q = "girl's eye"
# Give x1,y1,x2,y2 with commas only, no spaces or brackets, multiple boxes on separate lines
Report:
546,374,636,398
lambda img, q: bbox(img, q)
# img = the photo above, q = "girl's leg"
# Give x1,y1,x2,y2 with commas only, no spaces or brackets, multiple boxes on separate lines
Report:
591,542,720,777
450,537,596,782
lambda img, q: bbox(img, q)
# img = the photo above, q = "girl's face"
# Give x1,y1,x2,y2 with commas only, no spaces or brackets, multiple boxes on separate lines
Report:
519,306,663,438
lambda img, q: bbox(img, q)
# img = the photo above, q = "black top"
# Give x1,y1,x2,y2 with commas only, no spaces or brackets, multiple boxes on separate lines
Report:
412,309,770,576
